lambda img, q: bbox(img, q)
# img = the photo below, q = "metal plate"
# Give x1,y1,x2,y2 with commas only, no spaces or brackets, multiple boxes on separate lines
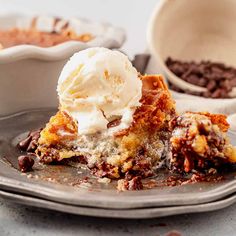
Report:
0,109,236,209
0,189,236,219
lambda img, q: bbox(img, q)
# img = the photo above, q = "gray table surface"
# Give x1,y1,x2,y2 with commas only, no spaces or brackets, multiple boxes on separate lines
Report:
0,200,235,236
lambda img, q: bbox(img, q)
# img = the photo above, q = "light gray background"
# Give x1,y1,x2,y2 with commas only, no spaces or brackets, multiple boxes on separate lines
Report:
0,0,235,235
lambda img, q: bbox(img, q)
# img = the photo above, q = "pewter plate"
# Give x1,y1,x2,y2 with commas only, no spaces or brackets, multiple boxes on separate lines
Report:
0,189,236,219
0,108,236,209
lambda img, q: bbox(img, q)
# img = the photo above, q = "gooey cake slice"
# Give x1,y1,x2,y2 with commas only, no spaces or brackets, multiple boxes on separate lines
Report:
169,112,236,173
36,48,176,180
28,47,236,191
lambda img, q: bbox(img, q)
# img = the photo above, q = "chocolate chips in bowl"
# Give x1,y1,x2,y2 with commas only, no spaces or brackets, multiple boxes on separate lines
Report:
166,58,236,98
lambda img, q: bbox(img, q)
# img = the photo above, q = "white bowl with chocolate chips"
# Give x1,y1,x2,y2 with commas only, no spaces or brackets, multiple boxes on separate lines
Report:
0,14,125,116
147,0,236,98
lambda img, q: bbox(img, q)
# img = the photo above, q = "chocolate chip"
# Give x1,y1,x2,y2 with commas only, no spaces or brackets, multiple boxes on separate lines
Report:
230,78,236,87
18,128,42,153
107,118,121,128
27,139,38,152
186,74,199,85
29,129,41,141
211,89,222,98
206,80,217,91
170,64,185,77
182,68,193,80
198,78,207,87
18,136,32,151
18,155,35,172
223,71,234,80
166,58,236,98
211,66,223,74
220,80,231,92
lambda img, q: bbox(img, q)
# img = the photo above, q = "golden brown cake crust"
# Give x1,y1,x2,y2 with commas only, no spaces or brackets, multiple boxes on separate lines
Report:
115,75,175,136
38,111,77,147
192,112,229,132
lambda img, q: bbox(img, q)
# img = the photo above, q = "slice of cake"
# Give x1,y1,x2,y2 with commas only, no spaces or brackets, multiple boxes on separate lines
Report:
169,112,236,173
36,48,176,181
19,47,236,190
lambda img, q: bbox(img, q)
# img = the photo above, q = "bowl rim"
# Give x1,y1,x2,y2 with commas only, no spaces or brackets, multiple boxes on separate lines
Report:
0,13,126,63
147,0,208,93
146,0,236,98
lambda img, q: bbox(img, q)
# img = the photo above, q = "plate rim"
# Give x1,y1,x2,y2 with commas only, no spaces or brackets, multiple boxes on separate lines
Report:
0,168,236,209
0,189,236,219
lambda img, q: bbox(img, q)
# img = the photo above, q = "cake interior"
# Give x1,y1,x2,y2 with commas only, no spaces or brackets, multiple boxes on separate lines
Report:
170,112,236,173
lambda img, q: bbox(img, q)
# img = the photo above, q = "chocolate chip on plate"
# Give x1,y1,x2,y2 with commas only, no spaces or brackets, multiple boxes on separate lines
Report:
18,154,35,172
18,128,42,152
18,136,32,151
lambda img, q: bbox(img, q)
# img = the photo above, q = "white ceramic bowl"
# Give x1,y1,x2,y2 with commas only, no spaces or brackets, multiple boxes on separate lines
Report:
0,14,125,116
147,0,236,96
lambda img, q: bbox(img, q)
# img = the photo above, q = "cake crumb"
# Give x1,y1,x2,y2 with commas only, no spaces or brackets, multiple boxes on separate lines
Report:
97,177,111,184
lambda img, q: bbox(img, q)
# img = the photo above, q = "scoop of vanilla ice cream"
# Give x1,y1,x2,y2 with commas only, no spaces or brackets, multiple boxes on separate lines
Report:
57,47,142,135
